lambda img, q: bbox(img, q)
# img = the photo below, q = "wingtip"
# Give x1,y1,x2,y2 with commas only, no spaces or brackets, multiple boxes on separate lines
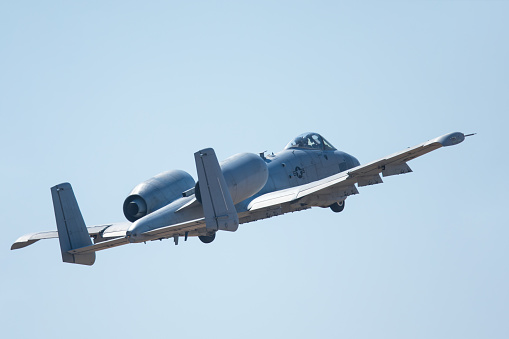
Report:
429,132,465,147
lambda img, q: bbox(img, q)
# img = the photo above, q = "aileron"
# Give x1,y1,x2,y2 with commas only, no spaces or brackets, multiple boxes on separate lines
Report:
12,131,468,265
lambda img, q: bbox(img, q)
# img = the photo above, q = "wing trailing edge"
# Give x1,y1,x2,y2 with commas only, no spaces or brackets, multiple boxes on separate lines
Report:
248,132,466,212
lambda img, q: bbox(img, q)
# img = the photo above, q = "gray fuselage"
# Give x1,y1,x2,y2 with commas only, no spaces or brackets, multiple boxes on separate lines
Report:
127,147,360,241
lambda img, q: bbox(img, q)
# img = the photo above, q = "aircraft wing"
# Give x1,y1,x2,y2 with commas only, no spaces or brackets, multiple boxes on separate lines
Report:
248,132,466,212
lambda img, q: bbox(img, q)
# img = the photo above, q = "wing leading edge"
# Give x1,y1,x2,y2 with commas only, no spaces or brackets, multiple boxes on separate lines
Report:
248,132,466,212
11,132,467,265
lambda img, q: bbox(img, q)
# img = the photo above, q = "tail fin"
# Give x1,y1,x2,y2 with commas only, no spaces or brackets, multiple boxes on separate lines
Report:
194,148,239,232
51,183,95,266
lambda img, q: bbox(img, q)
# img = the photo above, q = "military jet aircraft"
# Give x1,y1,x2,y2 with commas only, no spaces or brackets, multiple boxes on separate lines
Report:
12,131,469,266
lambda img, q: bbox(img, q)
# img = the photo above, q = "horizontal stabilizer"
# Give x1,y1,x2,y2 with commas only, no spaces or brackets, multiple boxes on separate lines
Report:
68,237,129,255
11,230,58,250
11,223,131,251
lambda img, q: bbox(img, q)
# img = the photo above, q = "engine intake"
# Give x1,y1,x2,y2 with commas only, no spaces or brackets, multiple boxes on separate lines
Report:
123,170,195,222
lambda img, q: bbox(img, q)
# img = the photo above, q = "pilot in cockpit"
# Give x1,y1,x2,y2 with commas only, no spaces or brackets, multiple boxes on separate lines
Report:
285,132,336,151
294,136,307,148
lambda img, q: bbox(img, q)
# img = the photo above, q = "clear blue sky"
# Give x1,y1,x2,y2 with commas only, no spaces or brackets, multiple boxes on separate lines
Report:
1,1,508,338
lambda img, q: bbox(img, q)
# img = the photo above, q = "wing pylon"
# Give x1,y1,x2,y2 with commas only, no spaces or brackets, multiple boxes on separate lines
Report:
248,131,465,212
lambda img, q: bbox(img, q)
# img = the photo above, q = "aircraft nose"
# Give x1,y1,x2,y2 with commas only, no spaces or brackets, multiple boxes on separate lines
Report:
125,230,136,243
126,219,150,243
126,229,146,243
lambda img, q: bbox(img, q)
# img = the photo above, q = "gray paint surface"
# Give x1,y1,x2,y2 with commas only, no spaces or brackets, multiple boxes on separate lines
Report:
12,132,467,265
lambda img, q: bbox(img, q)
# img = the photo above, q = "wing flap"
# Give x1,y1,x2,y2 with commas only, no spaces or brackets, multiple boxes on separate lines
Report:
248,132,465,212
357,174,383,187
347,132,464,179
382,163,413,177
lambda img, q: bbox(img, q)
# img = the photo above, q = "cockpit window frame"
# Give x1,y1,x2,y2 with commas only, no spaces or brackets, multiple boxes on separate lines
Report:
284,132,337,151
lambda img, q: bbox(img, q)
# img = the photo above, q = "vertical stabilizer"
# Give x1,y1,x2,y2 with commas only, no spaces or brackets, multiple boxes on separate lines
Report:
194,148,239,232
51,183,95,266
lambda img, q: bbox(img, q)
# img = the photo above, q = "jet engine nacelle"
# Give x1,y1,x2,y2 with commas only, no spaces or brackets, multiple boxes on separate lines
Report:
195,152,268,205
123,170,195,222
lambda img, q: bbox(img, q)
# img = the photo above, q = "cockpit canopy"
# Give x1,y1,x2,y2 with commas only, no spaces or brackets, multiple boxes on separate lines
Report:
284,132,336,151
